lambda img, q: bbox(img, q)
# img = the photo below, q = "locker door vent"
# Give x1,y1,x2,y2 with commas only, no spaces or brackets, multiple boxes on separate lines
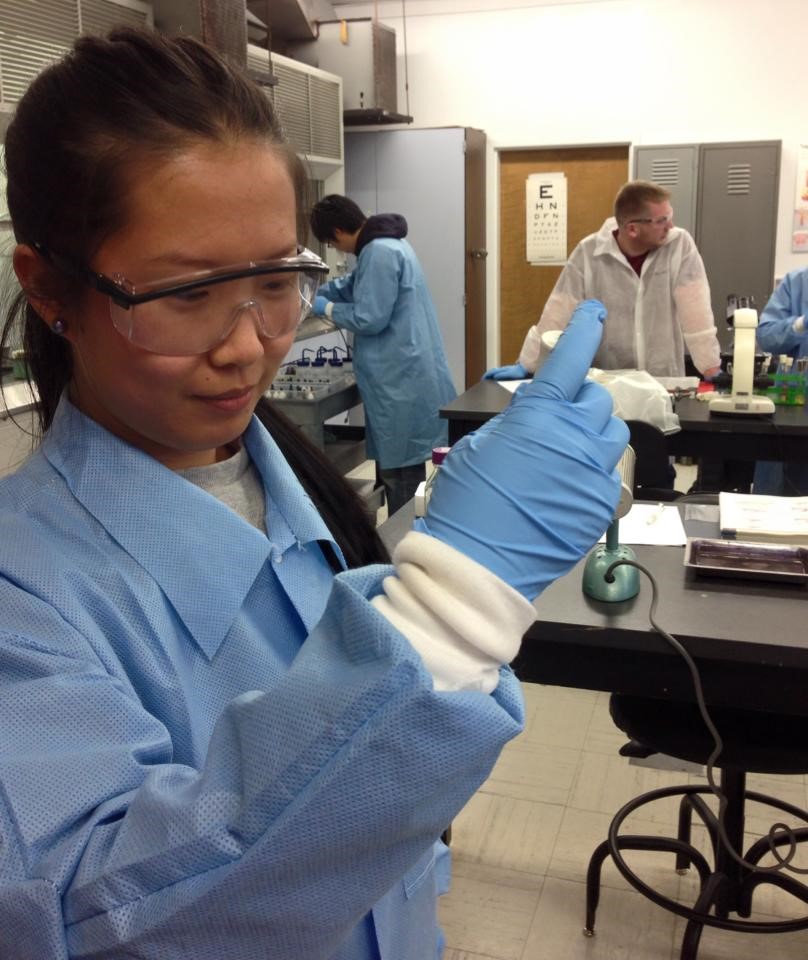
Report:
726,163,752,195
650,158,679,186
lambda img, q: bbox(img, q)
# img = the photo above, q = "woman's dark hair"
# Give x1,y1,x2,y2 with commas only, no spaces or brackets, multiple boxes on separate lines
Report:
0,27,389,568
254,399,390,567
310,194,367,243
1,26,309,433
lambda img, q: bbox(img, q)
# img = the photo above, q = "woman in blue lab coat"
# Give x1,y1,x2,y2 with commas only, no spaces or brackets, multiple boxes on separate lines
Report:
0,28,627,960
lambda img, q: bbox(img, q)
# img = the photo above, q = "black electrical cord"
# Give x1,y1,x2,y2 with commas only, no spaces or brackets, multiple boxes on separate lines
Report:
605,557,808,877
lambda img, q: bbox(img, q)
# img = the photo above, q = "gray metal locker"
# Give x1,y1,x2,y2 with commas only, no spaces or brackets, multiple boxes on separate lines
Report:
696,140,780,350
633,144,699,236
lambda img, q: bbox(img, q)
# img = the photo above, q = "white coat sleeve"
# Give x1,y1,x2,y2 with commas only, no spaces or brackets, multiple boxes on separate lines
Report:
517,256,583,373
371,531,536,694
672,238,721,374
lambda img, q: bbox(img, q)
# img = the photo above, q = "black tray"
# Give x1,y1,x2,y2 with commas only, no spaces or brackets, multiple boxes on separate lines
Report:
684,537,808,583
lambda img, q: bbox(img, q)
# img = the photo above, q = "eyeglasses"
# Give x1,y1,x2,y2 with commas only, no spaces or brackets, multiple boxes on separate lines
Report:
626,213,674,227
34,243,329,356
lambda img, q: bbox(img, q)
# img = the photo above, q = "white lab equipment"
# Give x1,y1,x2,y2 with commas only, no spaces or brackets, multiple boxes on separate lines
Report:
708,306,775,416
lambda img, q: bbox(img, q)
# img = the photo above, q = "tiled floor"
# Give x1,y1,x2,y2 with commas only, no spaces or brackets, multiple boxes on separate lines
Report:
355,464,808,960
438,463,808,958
439,683,808,960
353,457,808,958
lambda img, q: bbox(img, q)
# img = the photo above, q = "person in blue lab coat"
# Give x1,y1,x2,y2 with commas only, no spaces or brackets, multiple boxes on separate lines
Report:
0,28,628,960
309,194,457,515
754,268,808,495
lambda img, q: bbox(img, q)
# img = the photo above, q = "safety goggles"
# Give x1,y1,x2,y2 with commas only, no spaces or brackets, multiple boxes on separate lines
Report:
627,213,674,227
34,243,329,356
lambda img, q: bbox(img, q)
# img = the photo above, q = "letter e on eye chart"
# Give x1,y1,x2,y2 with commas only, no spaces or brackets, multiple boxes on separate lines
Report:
526,173,567,265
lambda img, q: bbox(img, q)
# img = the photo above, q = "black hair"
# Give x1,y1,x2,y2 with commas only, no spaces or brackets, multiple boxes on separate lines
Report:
309,194,367,243
0,28,389,568
1,27,307,433
254,399,390,567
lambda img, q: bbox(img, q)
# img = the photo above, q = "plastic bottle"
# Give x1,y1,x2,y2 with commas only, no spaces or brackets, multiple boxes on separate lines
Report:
414,446,451,517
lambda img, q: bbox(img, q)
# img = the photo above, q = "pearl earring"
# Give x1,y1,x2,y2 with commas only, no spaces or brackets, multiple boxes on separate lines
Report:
52,319,66,335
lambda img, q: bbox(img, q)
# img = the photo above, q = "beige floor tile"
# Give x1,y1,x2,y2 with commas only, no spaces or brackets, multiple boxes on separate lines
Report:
686,771,808,841
522,876,676,960
670,913,808,958
677,822,808,922
744,774,808,836
450,790,564,876
519,683,598,750
568,749,690,824
481,735,580,806
547,806,686,900
583,695,633,756
438,859,543,960
443,951,499,960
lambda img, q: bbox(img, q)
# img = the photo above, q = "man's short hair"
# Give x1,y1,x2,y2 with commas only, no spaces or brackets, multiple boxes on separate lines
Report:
614,180,672,225
310,194,367,242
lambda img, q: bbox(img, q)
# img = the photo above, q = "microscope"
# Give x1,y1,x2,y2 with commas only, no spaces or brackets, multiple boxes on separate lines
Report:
708,295,775,416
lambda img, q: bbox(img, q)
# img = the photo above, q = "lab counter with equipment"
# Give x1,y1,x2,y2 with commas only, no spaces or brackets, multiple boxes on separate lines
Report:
267,361,360,455
440,380,808,464
378,498,808,717
268,314,365,476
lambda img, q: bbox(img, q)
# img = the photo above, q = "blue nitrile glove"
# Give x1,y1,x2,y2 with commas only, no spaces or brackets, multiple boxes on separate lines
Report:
312,295,330,316
482,362,530,381
420,299,629,600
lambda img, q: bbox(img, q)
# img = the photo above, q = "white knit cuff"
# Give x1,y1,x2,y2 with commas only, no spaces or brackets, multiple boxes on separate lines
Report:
793,315,805,334
324,301,334,319
371,531,536,694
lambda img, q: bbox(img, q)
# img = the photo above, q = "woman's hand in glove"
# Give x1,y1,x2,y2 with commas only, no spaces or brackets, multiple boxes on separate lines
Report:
419,299,629,600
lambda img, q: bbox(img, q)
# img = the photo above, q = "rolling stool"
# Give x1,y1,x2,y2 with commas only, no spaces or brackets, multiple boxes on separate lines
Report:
584,694,808,959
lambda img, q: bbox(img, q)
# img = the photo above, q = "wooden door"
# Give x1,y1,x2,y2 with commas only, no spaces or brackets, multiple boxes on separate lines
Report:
464,128,487,386
499,146,629,364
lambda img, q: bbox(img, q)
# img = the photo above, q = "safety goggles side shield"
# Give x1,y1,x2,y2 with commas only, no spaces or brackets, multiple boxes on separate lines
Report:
33,244,329,356
626,213,674,226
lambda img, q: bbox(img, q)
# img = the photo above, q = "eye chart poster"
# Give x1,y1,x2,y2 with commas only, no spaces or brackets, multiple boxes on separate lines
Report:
526,172,567,264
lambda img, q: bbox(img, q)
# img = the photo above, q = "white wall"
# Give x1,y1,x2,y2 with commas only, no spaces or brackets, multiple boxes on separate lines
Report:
335,0,807,363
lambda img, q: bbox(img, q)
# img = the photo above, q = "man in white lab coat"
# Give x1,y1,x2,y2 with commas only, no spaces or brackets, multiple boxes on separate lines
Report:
485,180,722,380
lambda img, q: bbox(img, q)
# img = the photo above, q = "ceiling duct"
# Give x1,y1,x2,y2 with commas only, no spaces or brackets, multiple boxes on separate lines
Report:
247,44,343,179
290,18,412,126
245,0,326,44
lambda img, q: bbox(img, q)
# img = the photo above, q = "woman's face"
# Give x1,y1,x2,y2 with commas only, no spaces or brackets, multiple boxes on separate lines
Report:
62,140,300,469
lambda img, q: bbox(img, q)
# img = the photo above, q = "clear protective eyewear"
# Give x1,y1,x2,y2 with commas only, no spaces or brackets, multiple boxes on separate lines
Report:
34,243,329,356
626,213,674,227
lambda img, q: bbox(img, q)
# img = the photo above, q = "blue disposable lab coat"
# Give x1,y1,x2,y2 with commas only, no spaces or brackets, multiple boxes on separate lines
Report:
318,237,457,469
0,398,524,960
755,268,808,495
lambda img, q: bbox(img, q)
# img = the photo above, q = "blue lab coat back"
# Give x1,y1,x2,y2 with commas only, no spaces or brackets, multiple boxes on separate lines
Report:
318,230,457,469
